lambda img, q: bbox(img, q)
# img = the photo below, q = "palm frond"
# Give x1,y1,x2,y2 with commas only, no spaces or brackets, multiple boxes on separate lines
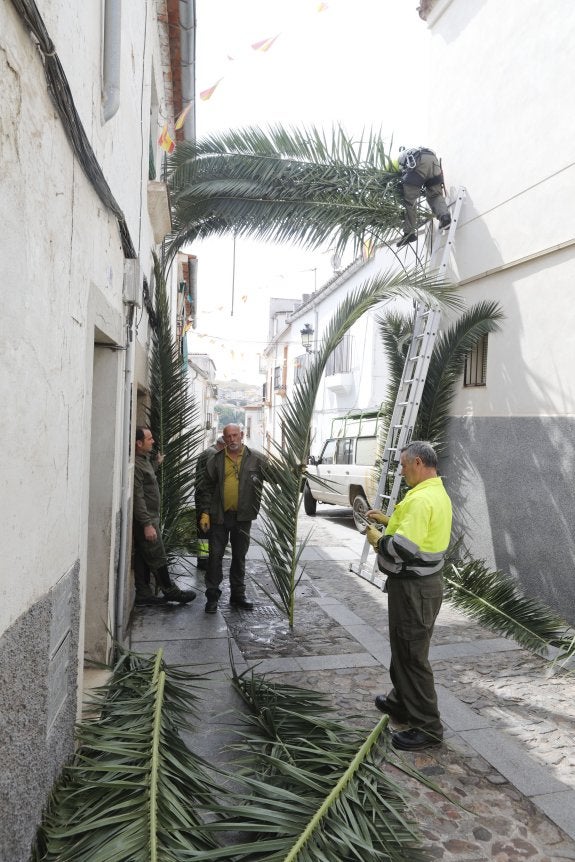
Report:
417,301,504,450
182,670,429,862
148,253,204,559
375,300,504,458
256,267,461,626
167,124,406,259
442,542,571,655
31,649,221,861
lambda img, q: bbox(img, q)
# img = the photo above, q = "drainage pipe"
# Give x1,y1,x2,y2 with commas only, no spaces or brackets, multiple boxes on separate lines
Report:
179,0,196,142
102,0,121,123
114,300,136,648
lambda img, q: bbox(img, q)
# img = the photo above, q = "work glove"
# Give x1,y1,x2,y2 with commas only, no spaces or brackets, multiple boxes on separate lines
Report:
366,526,382,550
199,513,210,533
366,510,389,526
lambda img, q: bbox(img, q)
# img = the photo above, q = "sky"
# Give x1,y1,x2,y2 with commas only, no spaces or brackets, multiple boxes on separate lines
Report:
186,0,429,382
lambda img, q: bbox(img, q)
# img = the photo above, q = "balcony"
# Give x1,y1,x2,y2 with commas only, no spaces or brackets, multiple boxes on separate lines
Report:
147,180,172,243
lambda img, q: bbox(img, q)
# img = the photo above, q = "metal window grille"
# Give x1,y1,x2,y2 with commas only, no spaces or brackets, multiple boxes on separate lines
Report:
326,335,352,376
273,365,282,389
464,334,489,387
294,353,311,383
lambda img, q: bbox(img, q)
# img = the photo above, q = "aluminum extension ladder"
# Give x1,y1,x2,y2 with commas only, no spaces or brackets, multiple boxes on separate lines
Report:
351,187,466,585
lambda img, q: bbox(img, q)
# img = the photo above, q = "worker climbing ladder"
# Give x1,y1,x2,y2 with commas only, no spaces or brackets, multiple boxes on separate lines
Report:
351,187,466,585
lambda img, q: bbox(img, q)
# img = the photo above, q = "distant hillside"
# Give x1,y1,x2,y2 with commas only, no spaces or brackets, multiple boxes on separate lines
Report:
215,379,261,405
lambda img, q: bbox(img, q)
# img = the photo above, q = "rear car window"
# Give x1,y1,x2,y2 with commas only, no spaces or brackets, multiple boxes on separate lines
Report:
355,436,377,466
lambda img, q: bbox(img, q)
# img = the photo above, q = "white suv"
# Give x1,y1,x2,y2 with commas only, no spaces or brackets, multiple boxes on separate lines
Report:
303,433,378,531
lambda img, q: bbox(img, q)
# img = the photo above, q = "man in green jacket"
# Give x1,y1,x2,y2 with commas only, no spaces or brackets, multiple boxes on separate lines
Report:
198,423,267,614
366,440,452,750
133,426,196,606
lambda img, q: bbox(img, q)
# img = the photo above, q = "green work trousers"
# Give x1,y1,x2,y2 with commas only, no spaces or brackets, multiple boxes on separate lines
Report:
385,573,444,737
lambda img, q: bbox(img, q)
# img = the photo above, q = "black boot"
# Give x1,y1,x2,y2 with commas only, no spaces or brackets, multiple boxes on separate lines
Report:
205,588,221,614
155,566,196,604
229,594,254,610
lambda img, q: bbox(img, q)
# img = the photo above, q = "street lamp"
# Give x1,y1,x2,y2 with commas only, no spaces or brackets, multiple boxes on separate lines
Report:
300,323,315,353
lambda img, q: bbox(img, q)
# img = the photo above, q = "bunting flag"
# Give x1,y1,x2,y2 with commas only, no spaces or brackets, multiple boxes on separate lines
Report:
175,102,192,130
158,123,175,154
199,7,330,106
251,33,280,52
200,78,223,101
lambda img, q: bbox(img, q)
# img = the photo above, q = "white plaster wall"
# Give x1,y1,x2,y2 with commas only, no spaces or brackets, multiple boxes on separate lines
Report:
0,1,172,635
425,0,575,419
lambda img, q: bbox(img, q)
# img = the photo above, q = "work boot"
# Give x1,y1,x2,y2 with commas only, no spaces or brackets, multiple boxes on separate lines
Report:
162,584,196,604
205,588,221,614
438,213,451,229
135,588,167,607
396,232,417,248
154,565,196,604
229,595,254,611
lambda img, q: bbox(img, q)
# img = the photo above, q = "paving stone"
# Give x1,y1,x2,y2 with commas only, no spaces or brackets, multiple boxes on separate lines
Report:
130,513,575,862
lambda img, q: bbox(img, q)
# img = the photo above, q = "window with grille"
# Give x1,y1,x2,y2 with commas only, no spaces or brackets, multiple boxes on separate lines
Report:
464,334,489,387
326,335,352,376
273,366,282,389
294,353,310,383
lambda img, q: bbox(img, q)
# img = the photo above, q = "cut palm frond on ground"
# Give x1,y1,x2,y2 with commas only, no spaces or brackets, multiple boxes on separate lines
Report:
187,668,431,862
31,649,221,862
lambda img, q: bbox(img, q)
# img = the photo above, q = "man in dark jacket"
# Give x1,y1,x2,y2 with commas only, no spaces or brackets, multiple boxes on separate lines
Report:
198,423,267,613
133,426,196,606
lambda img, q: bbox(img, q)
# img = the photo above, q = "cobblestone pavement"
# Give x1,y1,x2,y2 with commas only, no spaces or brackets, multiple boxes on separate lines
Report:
207,507,575,862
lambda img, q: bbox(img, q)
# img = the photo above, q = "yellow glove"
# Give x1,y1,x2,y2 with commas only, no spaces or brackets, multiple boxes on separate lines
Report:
366,526,382,550
199,513,210,533
366,510,389,526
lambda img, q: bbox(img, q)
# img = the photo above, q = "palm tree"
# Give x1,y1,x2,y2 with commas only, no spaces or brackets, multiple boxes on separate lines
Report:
148,253,204,561
257,268,460,628
167,124,406,260
376,300,505,456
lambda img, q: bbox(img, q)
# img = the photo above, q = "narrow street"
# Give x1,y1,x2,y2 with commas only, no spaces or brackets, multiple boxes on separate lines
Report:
130,503,575,862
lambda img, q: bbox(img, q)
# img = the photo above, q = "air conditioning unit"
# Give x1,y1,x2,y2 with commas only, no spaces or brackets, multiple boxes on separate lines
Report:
123,259,141,307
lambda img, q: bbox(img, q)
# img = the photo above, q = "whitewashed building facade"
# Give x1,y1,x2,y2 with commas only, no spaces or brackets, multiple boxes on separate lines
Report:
262,0,575,626
0,1,193,857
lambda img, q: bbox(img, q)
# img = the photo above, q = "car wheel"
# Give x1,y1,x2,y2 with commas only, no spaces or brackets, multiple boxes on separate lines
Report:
352,494,369,533
303,482,317,516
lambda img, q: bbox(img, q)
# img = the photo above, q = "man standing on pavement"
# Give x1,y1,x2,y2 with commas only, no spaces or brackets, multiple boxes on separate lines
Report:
365,440,452,751
132,426,197,606
194,435,225,570
198,423,267,614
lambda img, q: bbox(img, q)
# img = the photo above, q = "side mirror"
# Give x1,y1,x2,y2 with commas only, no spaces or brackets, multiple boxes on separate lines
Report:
308,455,317,466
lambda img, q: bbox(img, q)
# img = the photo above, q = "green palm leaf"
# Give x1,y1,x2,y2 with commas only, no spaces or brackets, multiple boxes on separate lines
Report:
167,124,405,259
148,253,204,560
256,268,460,626
442,545,572,656
189,669,431,862
376,300,505,457
31,649,222,861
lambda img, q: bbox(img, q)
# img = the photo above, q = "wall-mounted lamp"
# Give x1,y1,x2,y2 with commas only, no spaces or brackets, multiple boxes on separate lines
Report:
300,323,315,353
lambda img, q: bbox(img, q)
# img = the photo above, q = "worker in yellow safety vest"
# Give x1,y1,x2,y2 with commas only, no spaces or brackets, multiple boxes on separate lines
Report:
366,440,452,751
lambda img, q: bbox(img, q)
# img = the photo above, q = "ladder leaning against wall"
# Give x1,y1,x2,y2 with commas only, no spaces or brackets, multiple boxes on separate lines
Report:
350,186,466,586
